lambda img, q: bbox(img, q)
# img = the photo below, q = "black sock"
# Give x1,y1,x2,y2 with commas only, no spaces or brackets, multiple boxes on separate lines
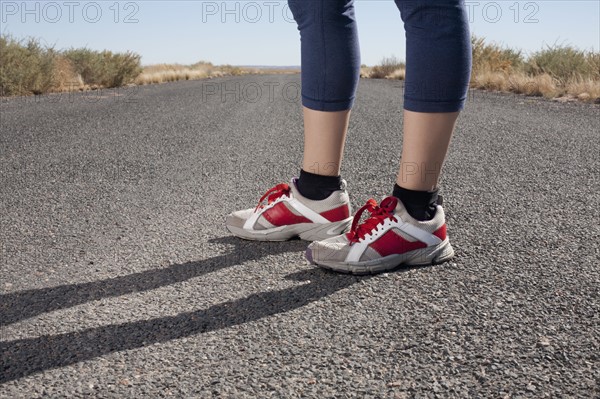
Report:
392,184,439,221
296,169,342,200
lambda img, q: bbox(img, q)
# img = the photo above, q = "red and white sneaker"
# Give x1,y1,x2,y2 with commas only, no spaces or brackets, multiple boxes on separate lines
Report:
306,196,454,274
226,178,353,241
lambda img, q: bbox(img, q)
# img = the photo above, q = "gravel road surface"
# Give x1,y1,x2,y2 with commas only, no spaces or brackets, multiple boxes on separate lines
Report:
1,75,598,397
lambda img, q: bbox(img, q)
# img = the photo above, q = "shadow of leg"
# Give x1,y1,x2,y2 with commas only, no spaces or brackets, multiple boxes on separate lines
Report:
0,236,306,326
1,268,365,383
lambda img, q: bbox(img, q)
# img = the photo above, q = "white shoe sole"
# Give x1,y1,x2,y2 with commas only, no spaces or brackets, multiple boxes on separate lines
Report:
307,238,455,275
226,217,353,242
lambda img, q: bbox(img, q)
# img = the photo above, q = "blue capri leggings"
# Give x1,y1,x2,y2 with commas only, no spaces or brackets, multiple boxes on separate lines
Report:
287,0,472,112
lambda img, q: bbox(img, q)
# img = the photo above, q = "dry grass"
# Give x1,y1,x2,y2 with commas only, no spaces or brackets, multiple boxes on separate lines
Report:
360,66,373,78
508,73,558,98
472,71,509,92
387,68,406,80
245,67,298,75
565,78,600,101
135,63,213,85
135,63,297,85
471,71,599,103
472,71,559,98
1,33,299,96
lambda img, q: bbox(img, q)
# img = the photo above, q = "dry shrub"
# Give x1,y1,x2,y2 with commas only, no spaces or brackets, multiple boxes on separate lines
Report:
526,44,600,84
370,56,405,79
471,35,524,79
0,35,57,95
387,68,406,80
63,48,141,88
52,55,84,91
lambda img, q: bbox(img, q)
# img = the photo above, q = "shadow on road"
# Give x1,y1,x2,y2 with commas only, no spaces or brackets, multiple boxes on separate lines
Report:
0,237,366,383
0,236,307,326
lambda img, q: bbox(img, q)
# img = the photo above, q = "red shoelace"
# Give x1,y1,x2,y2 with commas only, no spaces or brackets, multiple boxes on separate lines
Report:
255,183,291,212
346,196,399,244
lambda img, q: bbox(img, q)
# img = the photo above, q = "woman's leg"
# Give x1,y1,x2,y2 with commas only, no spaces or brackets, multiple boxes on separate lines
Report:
393,0,472,219
288,0,361,198
225,0,359,242
302,108,351,177
397,111,460,192
306,0,472,274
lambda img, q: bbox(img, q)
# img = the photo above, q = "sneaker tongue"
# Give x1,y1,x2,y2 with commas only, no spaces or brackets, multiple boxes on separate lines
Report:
389,197,418,222
383,195,409,216
379,196,398,212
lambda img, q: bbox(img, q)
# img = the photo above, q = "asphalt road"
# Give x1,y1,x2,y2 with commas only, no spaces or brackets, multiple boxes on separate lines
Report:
1,75,598,398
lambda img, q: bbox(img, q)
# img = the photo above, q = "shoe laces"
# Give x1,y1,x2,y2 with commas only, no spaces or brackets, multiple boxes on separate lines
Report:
255,183,290,212
346,196,398,244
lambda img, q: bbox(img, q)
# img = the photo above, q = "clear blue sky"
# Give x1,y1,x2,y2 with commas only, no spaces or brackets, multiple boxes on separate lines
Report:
1,0,598,66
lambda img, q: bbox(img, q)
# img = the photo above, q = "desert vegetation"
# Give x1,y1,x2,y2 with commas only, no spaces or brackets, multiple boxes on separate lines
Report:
0,34,141,96
2,33,598,103
0,34,295,96
134,63,296,85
